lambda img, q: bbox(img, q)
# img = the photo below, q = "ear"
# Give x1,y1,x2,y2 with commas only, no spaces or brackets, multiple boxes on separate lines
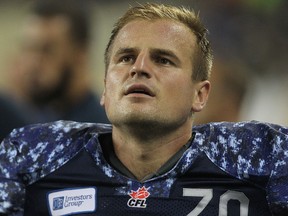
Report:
100,79,106,107
191,80,211,112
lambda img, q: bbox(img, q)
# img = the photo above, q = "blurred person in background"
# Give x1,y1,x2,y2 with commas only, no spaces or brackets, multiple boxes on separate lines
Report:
194,57,248,125
4,0,108,126
0,94,28,141
197,0,288,125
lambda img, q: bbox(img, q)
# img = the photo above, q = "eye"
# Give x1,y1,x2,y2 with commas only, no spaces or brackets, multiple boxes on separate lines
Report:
155,57,174,66
119,55,135,64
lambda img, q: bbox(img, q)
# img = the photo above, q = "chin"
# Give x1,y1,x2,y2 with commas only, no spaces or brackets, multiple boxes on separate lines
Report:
110,113,156,126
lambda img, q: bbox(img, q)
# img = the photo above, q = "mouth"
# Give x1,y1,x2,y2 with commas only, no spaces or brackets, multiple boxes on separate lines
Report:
125,84,155,97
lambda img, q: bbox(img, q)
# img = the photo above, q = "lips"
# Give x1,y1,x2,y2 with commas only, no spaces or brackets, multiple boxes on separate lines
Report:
125,84,155,97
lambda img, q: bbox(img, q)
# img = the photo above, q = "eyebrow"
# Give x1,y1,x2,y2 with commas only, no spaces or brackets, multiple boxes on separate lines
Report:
150,48,180,64
114,47,137,56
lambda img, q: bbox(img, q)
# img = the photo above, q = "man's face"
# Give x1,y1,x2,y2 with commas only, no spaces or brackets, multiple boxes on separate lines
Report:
20,16,78,103
101,19,209,129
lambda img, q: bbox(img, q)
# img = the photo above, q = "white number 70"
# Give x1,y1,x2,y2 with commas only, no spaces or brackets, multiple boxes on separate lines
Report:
183,188,249,216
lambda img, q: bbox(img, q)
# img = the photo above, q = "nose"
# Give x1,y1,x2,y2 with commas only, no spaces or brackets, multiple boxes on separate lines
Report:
129,51,152,78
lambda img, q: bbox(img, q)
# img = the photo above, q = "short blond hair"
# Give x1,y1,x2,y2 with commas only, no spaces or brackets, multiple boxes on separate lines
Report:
104,3,213,81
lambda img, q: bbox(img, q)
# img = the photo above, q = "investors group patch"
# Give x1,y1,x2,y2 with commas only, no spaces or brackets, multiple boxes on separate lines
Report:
47,187,96,216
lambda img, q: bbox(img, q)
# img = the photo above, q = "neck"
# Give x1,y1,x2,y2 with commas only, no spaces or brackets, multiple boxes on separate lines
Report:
112,124,193,181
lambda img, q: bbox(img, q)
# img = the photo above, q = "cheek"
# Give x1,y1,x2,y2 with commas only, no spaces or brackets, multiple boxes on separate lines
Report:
166,73,193,93
164,77,194,105
105,67,126,89
105,75,118,93
103,74,121,102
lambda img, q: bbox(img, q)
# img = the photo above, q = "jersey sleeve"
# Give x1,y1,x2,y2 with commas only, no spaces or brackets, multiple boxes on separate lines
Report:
267,124,288,215
0,120,100,215
0,135,25,215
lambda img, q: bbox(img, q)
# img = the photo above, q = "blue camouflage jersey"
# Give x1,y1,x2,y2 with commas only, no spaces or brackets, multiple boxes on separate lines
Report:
0,120,287,215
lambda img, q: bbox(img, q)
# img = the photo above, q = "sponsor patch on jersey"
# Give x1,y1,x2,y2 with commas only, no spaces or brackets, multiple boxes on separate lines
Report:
47,187,96,216
127,186,150,208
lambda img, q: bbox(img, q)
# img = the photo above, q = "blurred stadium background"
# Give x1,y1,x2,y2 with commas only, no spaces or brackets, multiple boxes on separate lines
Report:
0,0,287,125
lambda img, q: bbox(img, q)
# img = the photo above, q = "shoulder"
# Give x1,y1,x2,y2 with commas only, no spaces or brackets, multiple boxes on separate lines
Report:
7,120,112,147
1,120,112,182
193,121,288,144
192,121,288,175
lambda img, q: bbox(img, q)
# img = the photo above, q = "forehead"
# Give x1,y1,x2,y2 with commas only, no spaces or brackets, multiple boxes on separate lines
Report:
112,19,197,56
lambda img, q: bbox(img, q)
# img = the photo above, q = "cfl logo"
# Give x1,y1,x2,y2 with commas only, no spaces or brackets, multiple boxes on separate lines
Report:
127,186,150,208
127,198,147,208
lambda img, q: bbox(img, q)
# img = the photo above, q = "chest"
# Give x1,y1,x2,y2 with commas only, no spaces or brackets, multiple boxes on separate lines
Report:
24,150,271,216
